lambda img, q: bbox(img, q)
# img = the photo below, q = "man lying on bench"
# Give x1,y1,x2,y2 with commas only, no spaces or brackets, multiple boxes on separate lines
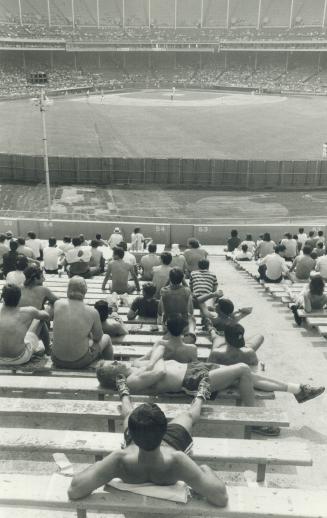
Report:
69,376,228,507
96,358,325,436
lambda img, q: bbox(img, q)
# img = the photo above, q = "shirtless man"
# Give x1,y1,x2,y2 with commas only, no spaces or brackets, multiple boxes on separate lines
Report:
134,314,197,368
96,357,324,406
0,284,49,365
68,377,228,507
52,277,113,369
207,322,261,367
19,265,58,352
102,247,140,294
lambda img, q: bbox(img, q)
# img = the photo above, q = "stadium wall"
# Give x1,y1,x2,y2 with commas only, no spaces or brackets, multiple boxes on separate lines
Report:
0,153,326,189
0,218,324,246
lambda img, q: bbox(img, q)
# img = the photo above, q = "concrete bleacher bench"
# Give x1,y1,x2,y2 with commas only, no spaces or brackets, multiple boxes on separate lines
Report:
0,397,288,438
0,374,275,404
0,427,312,483
1,474,326,518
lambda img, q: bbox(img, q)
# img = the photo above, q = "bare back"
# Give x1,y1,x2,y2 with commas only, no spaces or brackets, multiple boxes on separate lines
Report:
0,306,38,357
19,285,56,310
52,299,101,361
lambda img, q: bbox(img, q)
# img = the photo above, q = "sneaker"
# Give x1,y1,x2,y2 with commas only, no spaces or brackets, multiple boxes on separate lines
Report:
290,304,302,326
195,377,211,401
294,385,325,404
115,375,130,398
251,426,281,437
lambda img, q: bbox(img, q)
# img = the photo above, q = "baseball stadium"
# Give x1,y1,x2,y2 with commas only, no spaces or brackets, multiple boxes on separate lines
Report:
0,1,327,517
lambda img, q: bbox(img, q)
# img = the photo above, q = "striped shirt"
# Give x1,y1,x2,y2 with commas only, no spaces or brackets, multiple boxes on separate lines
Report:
189,270,218,297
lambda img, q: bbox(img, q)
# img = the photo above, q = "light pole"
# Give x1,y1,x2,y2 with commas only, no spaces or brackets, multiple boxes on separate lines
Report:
35,87,52,220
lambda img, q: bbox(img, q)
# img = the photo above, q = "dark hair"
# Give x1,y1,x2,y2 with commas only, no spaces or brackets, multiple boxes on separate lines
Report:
113,246,124,259
0,234,6,243
318,230,324,237
302,245,312,256
16,255,28,271
317,241,324,249
275,244,286,254
91,239,99,248
217,298,234,315
166,314,187,337
27,231,36,239
231,229,238,237
299,228,304,233
142,282,156,298
311,251,318,260
134,227,140,234
187,238,199,249
198,259,209,270
148,243,157,253
284,233,292,239
118,241,127,251
95,233,102,240
160,252,172,266
309,275,325,296
72,237,81,247
1,284,21,306
63,236,71,243
94,300,109,322
17,237,25,245
263,232,271,242
9,240,18,252
79,234,85,240
245,234,252,241
309,230,315,237
49,237,56,247
24,265,42,286
128,403,167,451
169,267,184,285
241,244,248,253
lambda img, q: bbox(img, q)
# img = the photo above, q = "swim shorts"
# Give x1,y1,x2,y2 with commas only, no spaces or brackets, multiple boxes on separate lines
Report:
0,331,44,365
124,423,193,454
51,341,101,369
181,361,218,394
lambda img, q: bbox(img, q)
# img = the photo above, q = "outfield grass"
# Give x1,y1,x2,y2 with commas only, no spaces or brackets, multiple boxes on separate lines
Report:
1,89,327,160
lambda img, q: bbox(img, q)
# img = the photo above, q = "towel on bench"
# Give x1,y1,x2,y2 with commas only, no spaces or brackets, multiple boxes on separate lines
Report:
107,478,190,503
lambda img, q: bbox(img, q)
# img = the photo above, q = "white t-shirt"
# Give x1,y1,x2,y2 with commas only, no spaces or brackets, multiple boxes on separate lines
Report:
123,251,137,267
131,232,144,252
281,238,297,259
315,256,327,279
43,247,62,270
297,233,307,245
240,240,256,254
261,253,289,280
234,251,253,261
59,242,74,254
65,246,91,264
26,238,43,258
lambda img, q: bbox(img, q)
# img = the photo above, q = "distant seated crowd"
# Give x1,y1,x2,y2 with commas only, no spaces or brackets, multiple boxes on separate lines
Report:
226,227,327,324
2,61,327,99
0,223,324,504
1,22,327,43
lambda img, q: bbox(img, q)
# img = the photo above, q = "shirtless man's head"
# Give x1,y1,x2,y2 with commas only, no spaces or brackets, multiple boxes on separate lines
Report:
97,360,129,389
24,265,43,287
113,246,124,260
216,298,234,316
169,267,184,286
166,314,188,337
67,276,87,301
1,284,21,307
224,322,245,348
128,403,167,451
9,240,19,252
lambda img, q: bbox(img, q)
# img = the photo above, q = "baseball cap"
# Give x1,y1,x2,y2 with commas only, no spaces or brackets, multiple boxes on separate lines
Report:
114,227,120,232
224,322,245,348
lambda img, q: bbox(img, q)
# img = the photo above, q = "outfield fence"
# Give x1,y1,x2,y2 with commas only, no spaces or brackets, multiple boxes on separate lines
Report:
0,154,327,189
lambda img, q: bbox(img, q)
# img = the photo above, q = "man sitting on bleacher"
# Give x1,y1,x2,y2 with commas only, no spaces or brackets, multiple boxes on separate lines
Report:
288,245,316,282
258,244,289,283
158,268,196,343
198,293,252,335
0,284,49,365
68,377,228,507
134,314,197,366
97,357,324,406
127,282,159,320
94,299,128,338
102,247,140,294
52,277,113,369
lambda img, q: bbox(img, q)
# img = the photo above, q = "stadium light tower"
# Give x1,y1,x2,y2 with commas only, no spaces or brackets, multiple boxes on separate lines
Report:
32,86,53,221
